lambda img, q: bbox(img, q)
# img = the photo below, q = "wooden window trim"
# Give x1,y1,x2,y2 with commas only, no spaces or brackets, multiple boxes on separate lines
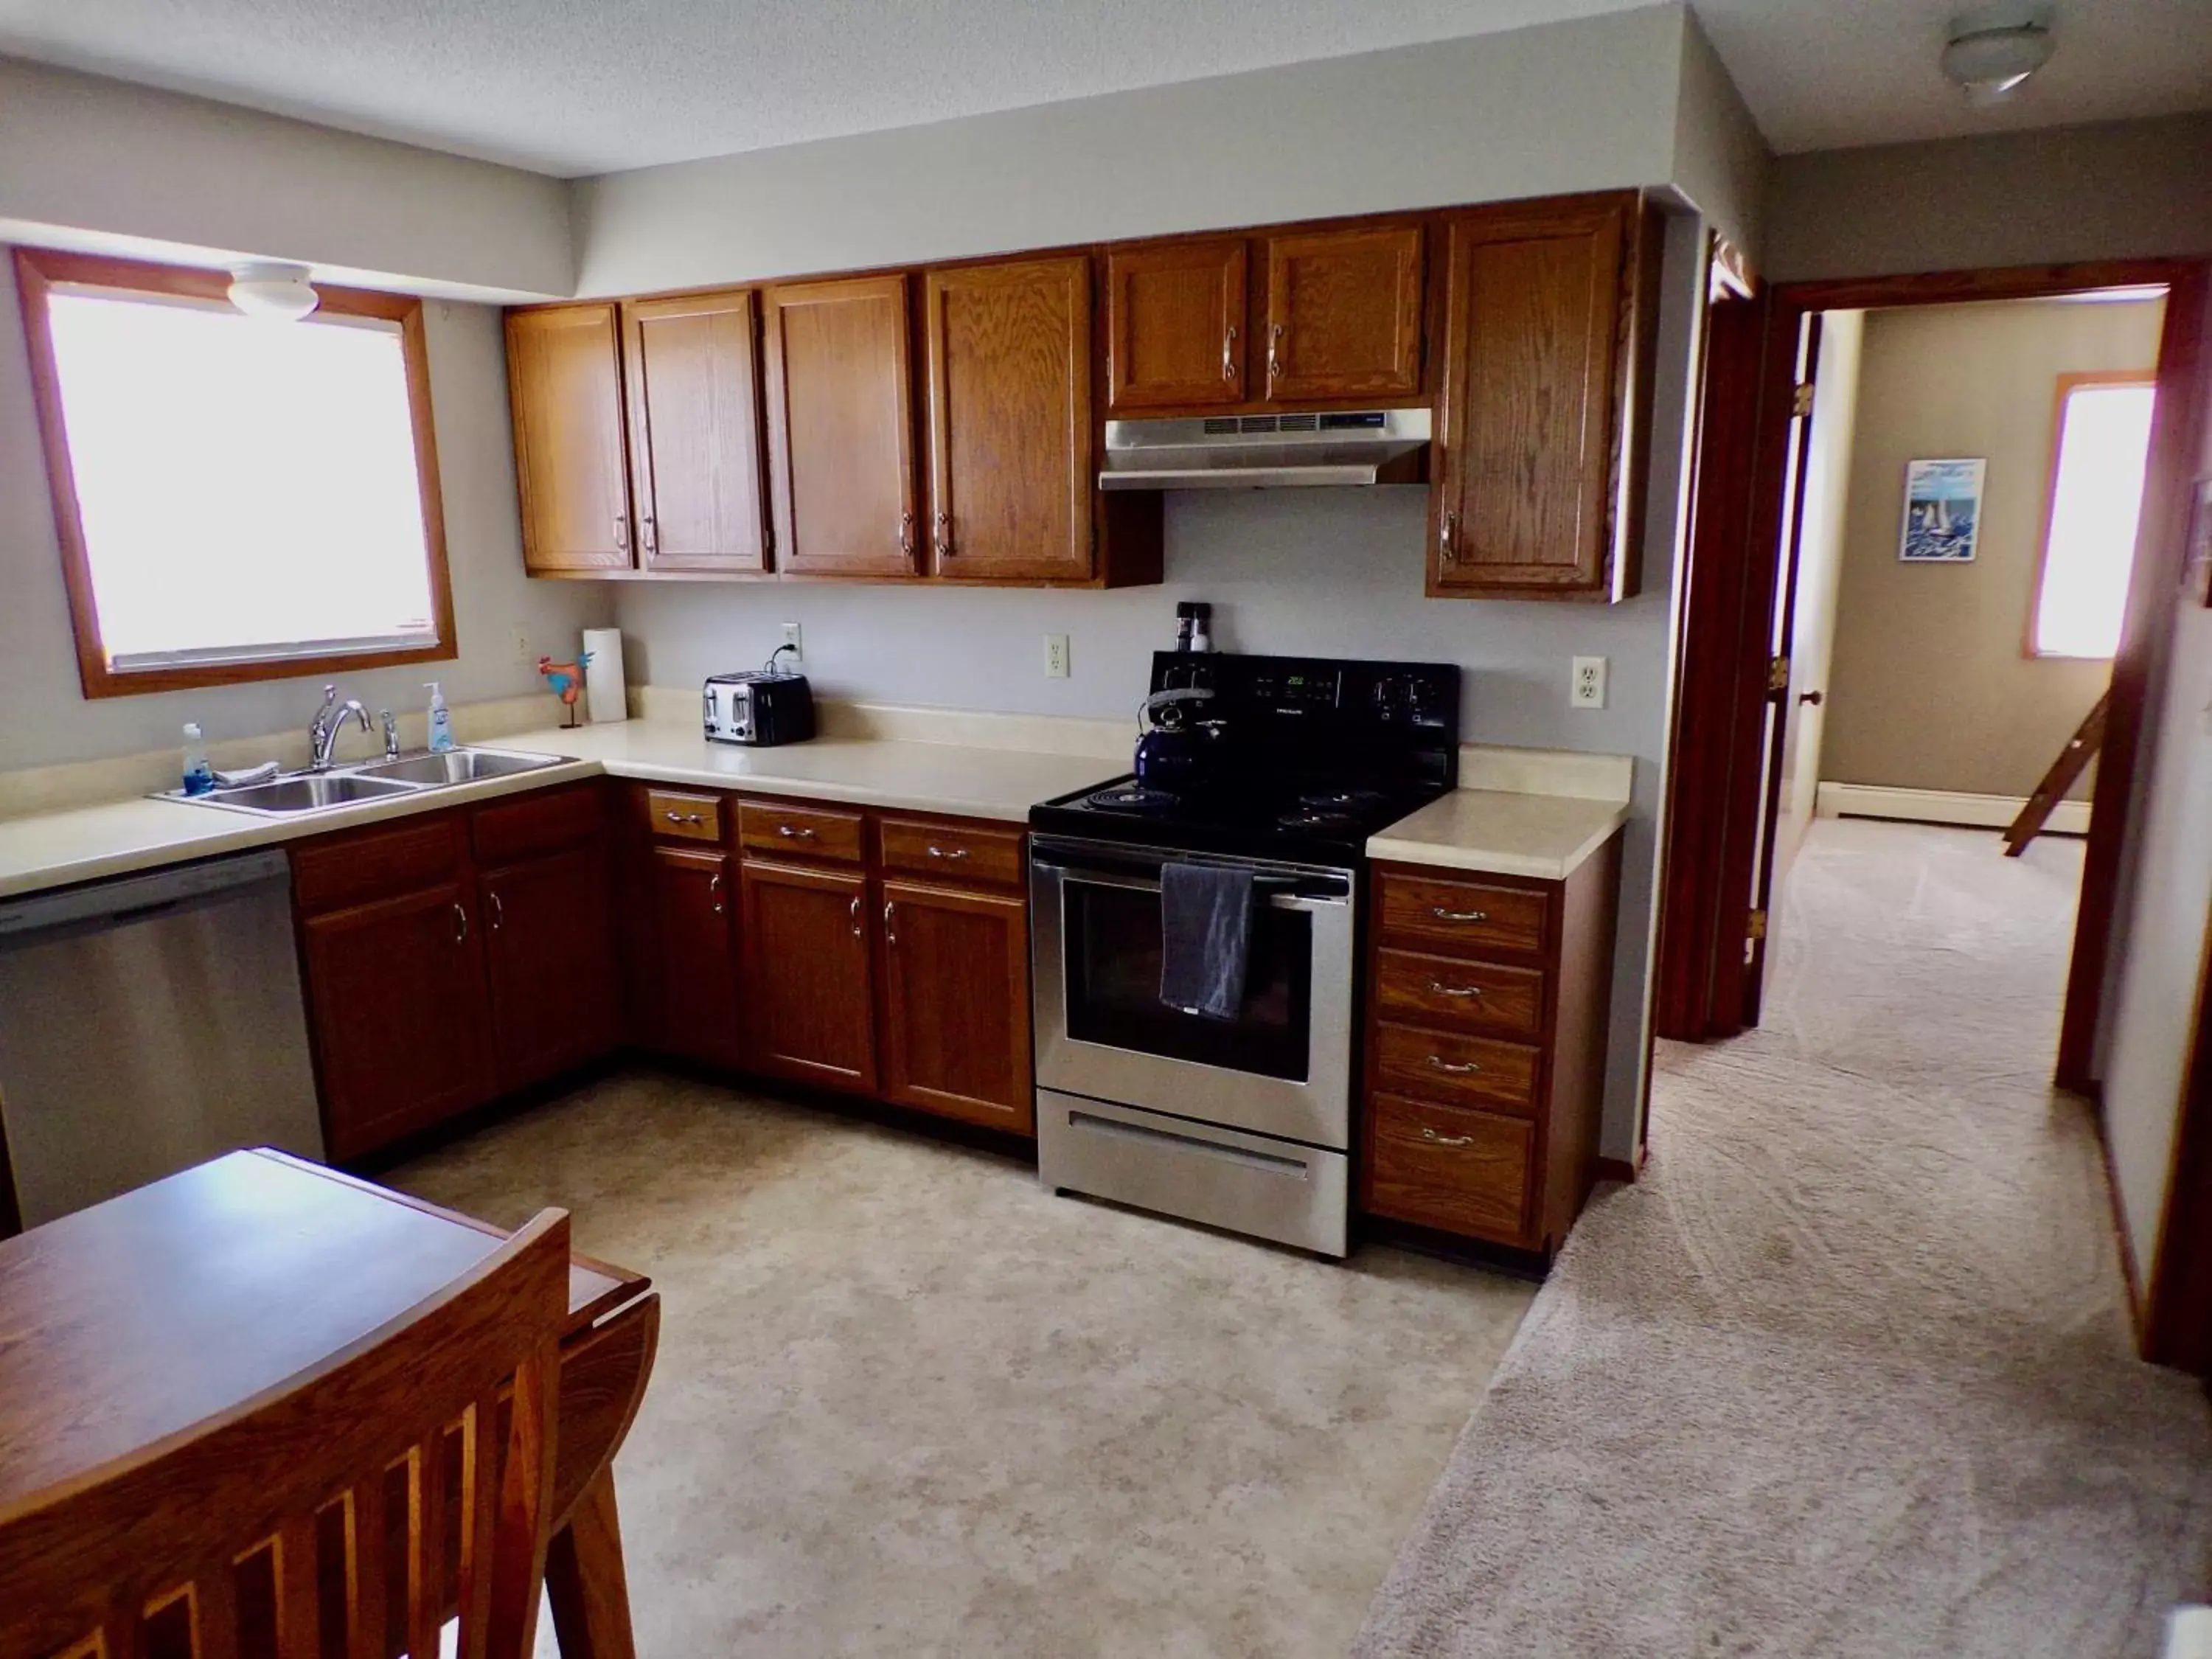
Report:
2024,367,2158,661
12,246,458,699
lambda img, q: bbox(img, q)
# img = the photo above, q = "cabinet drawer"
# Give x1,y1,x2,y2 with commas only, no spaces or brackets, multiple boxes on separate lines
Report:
738,799,865,864
292,813,466,915
1373,1022,1541,1115
878,816,1024,888
1374,948,1543,1040
473,782,605,866
1365,1093,1531,1241
1375,869,1550,956
645,789,723,844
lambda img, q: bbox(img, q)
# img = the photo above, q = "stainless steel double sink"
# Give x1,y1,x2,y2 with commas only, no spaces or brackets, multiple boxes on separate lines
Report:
157,747,568,818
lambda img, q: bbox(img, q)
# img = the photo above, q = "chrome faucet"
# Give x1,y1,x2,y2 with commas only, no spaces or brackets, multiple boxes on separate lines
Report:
307,684,372,771
380,709,400,761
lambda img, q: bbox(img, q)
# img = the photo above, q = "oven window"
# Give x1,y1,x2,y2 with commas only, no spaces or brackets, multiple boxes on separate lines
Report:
1062,880,1312,1080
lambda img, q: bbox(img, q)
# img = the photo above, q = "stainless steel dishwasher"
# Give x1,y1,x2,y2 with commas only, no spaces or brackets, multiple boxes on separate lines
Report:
0,849,324,1228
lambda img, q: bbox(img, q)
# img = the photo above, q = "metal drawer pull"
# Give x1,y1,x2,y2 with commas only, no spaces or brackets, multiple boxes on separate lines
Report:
925,845,968,860
709,874,724,916
849,894,863,937
664,810,706,826
1420,1127,1476,1147
1427,1055,1482,1075
1431,906,1489,922
1428,981,1481,998
776,824,818,840
451,902,468,944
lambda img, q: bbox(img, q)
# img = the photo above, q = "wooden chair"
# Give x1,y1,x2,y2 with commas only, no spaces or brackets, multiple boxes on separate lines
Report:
0,1209,571,1659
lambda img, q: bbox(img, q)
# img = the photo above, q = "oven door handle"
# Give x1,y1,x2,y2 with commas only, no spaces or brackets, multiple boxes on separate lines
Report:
1032,862,1348,909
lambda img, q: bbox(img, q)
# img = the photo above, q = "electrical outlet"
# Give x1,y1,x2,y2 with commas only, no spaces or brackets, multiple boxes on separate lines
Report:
512,627,531,663
1044,634,1071,679
780,621,802,662
1571,655,1607,709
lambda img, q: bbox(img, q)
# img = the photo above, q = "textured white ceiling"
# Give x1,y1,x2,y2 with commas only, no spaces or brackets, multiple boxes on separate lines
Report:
0,0,2205,176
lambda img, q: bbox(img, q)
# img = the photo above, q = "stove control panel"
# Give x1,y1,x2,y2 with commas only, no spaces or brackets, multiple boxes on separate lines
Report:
1148,651,1461,785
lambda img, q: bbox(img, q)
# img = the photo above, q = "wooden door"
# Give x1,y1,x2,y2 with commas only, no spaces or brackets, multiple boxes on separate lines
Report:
1105,240,1248,411
1430,198,1627,597
302,881,496,1160
879,880,1033,1132
481,842,622,1091
923,257,1093,582
761,275,918,578
740,860,876,1091
640,846,743,1068
505,305,633,572
622,290,770,574
1259,225,1425,403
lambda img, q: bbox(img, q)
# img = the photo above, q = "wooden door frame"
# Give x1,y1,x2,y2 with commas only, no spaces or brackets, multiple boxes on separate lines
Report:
1656,255,2210,1085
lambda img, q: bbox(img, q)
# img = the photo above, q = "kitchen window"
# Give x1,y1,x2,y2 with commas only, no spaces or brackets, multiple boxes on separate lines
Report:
14,248,454,698
2030,371,2157,661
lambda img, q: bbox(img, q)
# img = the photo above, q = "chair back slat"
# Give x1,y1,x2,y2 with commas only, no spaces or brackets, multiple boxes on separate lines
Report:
0,1211,568,1659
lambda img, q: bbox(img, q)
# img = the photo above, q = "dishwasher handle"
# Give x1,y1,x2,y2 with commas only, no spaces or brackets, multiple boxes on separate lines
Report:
0,850,293,947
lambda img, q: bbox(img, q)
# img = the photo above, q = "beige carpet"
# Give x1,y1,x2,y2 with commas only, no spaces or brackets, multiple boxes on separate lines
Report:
1354,819,2212,1658
392,1074,1535,1656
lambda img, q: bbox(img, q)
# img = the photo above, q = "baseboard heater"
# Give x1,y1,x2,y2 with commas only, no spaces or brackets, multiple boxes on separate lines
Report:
1815,782,2091,835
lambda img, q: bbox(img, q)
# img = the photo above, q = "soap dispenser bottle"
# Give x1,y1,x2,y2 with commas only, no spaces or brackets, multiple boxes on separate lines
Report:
180,723,215,796
425,683,454,753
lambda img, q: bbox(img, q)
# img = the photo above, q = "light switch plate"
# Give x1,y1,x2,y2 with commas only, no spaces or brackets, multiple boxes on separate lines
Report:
780,621,802,662
1571,655,1607,709
1045,634,1071,678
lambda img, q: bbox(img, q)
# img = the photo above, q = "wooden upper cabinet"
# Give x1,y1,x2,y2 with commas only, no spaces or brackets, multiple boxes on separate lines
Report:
923,257,1093,582
762,275,919,579
1259,226,1424,403
1430,196,1634,600
505,305,633,573
622,291,769,574
1105,239,1248,412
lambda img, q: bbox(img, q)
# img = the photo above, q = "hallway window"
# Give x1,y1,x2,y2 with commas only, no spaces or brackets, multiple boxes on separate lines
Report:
2031,372,2156,660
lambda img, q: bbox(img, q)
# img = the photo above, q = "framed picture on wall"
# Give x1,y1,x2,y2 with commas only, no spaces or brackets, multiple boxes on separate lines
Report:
1899,458,1986,563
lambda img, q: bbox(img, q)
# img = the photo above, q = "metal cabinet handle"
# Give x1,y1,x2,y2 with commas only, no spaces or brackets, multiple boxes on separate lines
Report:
934,509,955,560
1437,509,1458,571
613,515,630,553
1430,906,1489,923
926,845,968,861
487,891,504,932
1428,980,1481,998
849,894,863,937
883,900,897,946
1267,322,1284,382
709,873,724,916
1427,1055,1482,1075
898,511,917,563
776,824,818,840
451,902,469,944
1221,324,1238,383
664,810,706,826
640,516,658,557
1420,1127,1475,1147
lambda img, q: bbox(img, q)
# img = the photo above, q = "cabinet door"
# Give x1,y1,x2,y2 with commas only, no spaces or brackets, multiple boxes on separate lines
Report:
740,860,876,1092
481,842,622,1092
1259,225,1424,404
639,846,743,1069
880,881,1033,1133
622,291,769,574
923,257,1093,582
302,883,496,1161
762,275,918,579
1104,240,1248,412
505,305,633,573
1431,199,1627,597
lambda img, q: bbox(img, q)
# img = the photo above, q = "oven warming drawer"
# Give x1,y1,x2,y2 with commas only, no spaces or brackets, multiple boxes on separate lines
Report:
1037,1088,1349,1257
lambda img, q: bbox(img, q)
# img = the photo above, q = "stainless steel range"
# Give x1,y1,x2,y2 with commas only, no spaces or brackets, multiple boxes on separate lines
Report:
1028,652,1460,1256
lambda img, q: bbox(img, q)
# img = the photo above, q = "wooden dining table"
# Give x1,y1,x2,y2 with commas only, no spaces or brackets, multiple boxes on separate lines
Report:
0,1147,659,1659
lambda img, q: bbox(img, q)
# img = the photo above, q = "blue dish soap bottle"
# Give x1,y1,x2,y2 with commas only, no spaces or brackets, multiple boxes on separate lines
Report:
425,683,455,754
181,723,215,796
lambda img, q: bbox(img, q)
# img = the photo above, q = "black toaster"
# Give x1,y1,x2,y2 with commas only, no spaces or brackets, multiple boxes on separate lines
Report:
703,667,815,746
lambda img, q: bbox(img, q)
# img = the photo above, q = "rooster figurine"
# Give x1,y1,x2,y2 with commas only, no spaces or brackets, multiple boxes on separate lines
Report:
538,651,593,728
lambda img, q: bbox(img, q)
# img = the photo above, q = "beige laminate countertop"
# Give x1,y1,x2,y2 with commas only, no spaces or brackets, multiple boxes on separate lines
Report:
1363,787,1630,882
0,724,1124,902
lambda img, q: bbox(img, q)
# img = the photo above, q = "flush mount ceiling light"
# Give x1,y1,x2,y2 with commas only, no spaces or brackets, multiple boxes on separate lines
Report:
226,260,320,321
1941,1,2057,106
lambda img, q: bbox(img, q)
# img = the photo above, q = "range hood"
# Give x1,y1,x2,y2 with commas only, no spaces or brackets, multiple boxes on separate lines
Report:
1099,408,1430,490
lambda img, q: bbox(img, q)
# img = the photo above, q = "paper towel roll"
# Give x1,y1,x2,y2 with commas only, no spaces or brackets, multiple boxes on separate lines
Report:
582,628,627,723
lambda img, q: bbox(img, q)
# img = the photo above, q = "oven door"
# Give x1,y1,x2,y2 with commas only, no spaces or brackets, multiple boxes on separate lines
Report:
1030,836,1356,1150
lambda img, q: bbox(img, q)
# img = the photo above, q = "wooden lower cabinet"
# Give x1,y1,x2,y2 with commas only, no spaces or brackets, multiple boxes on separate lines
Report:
1359,838,1622,1257
480,841,622,1091
638,845,743,1070
300,876,498,1162
740,860,877,1092
879,880,1033,1133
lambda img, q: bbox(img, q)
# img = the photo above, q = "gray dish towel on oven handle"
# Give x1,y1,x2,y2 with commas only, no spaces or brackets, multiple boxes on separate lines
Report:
1158,862,1254,1020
